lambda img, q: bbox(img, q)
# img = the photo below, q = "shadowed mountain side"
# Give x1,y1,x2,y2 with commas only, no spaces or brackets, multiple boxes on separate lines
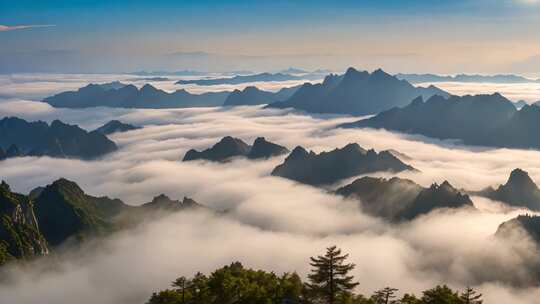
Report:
340,93,540,149
475,169,540,211
183,136,289,162
496,215,540,246
336,177,474,221
44,82,230,108
93,120,141,135
0,177,206,265
0,117,117,159
267,67,449,115
271,143,414,186
223,85,300,106
33,178,130,246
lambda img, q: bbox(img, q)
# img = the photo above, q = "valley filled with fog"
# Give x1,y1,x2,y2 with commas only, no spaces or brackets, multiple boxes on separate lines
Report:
2,74,540,304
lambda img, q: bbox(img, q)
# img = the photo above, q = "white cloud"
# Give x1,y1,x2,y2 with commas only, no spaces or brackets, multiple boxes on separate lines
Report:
0,24,55,32
2,75,540,303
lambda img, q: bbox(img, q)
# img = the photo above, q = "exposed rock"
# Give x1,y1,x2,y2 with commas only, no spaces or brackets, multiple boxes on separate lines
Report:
271,143,414,186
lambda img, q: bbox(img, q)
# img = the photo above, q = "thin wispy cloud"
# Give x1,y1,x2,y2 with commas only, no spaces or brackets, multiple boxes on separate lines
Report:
0,24,55,32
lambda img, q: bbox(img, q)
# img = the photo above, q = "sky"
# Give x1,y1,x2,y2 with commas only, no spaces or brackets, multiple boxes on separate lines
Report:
1,0,540,74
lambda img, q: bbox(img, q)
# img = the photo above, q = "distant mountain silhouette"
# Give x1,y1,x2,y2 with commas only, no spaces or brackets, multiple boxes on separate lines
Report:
476,169,540,211
128,77,170,82
183,136,288,162
176,73,307,86
495,214,540,244
94,120,141,135
280,67,308,74
267,68,449,115
341,93,540,149
336,176,473,221
0,117,117,159
223,85,300,106
271,143,414,186
141,194,201,211
132,70,206,76
247,137,290,159
44,83,230,108
396,73,540,84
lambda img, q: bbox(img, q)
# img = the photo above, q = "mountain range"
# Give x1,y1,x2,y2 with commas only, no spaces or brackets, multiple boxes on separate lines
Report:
341,93,540,149
336,176,474,221
94,120,141,135
223,86,300,106
183,136,289,162
175,72,322,86
475,169,540,211
271,143,414,186
0,117,117,159
267,68,449,115
44,82,230,108
396,73,540,84
0,178,203,265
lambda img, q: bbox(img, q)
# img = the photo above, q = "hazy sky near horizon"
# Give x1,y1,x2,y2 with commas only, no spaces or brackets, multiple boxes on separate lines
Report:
1,0,540,74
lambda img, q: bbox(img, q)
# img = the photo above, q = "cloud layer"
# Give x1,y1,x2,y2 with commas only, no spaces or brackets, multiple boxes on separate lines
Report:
2,76,540,303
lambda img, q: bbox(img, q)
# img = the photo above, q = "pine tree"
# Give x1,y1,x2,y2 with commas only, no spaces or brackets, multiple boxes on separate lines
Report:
372,287,398,304
460,286,482,304
307,245,359,304
172,276,189,304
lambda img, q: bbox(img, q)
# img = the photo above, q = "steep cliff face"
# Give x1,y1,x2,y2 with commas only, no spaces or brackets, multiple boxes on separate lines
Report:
0,181,49,265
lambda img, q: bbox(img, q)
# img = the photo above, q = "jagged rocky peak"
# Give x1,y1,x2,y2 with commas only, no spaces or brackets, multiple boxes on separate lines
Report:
94,120,140,135
476,168,540,211
336,176,472,221
183,136,288,162
248,137,289,159
143,194,201,211
506,168,537,190
267,66,448,115
271,143,414,186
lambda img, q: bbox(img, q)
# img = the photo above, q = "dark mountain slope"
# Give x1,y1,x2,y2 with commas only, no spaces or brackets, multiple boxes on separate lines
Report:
0,117,117,159
44,83,230,109
0,181,49,265
267,68,449,115
336,177,473,221
223,85,300,106
271,143,414,186
94,120,141,135
33,179,128,246
476,169,540,211
183,136,289,162
340,93,540,149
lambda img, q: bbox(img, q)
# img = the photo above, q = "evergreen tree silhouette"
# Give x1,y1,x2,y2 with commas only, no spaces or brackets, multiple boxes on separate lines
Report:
307,245,359,304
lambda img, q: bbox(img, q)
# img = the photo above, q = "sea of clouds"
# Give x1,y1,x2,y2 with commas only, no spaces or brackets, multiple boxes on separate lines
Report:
1,75,540,303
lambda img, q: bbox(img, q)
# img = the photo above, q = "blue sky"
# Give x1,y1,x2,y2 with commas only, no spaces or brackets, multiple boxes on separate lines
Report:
1,0,540,74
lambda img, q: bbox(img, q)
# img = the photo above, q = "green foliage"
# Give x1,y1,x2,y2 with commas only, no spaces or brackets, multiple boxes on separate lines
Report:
307,246,359,304
0,181,48,265
371,287,398,304
145,247,486,304
460,287,482,304
147,262,306,304
421,285,463,304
